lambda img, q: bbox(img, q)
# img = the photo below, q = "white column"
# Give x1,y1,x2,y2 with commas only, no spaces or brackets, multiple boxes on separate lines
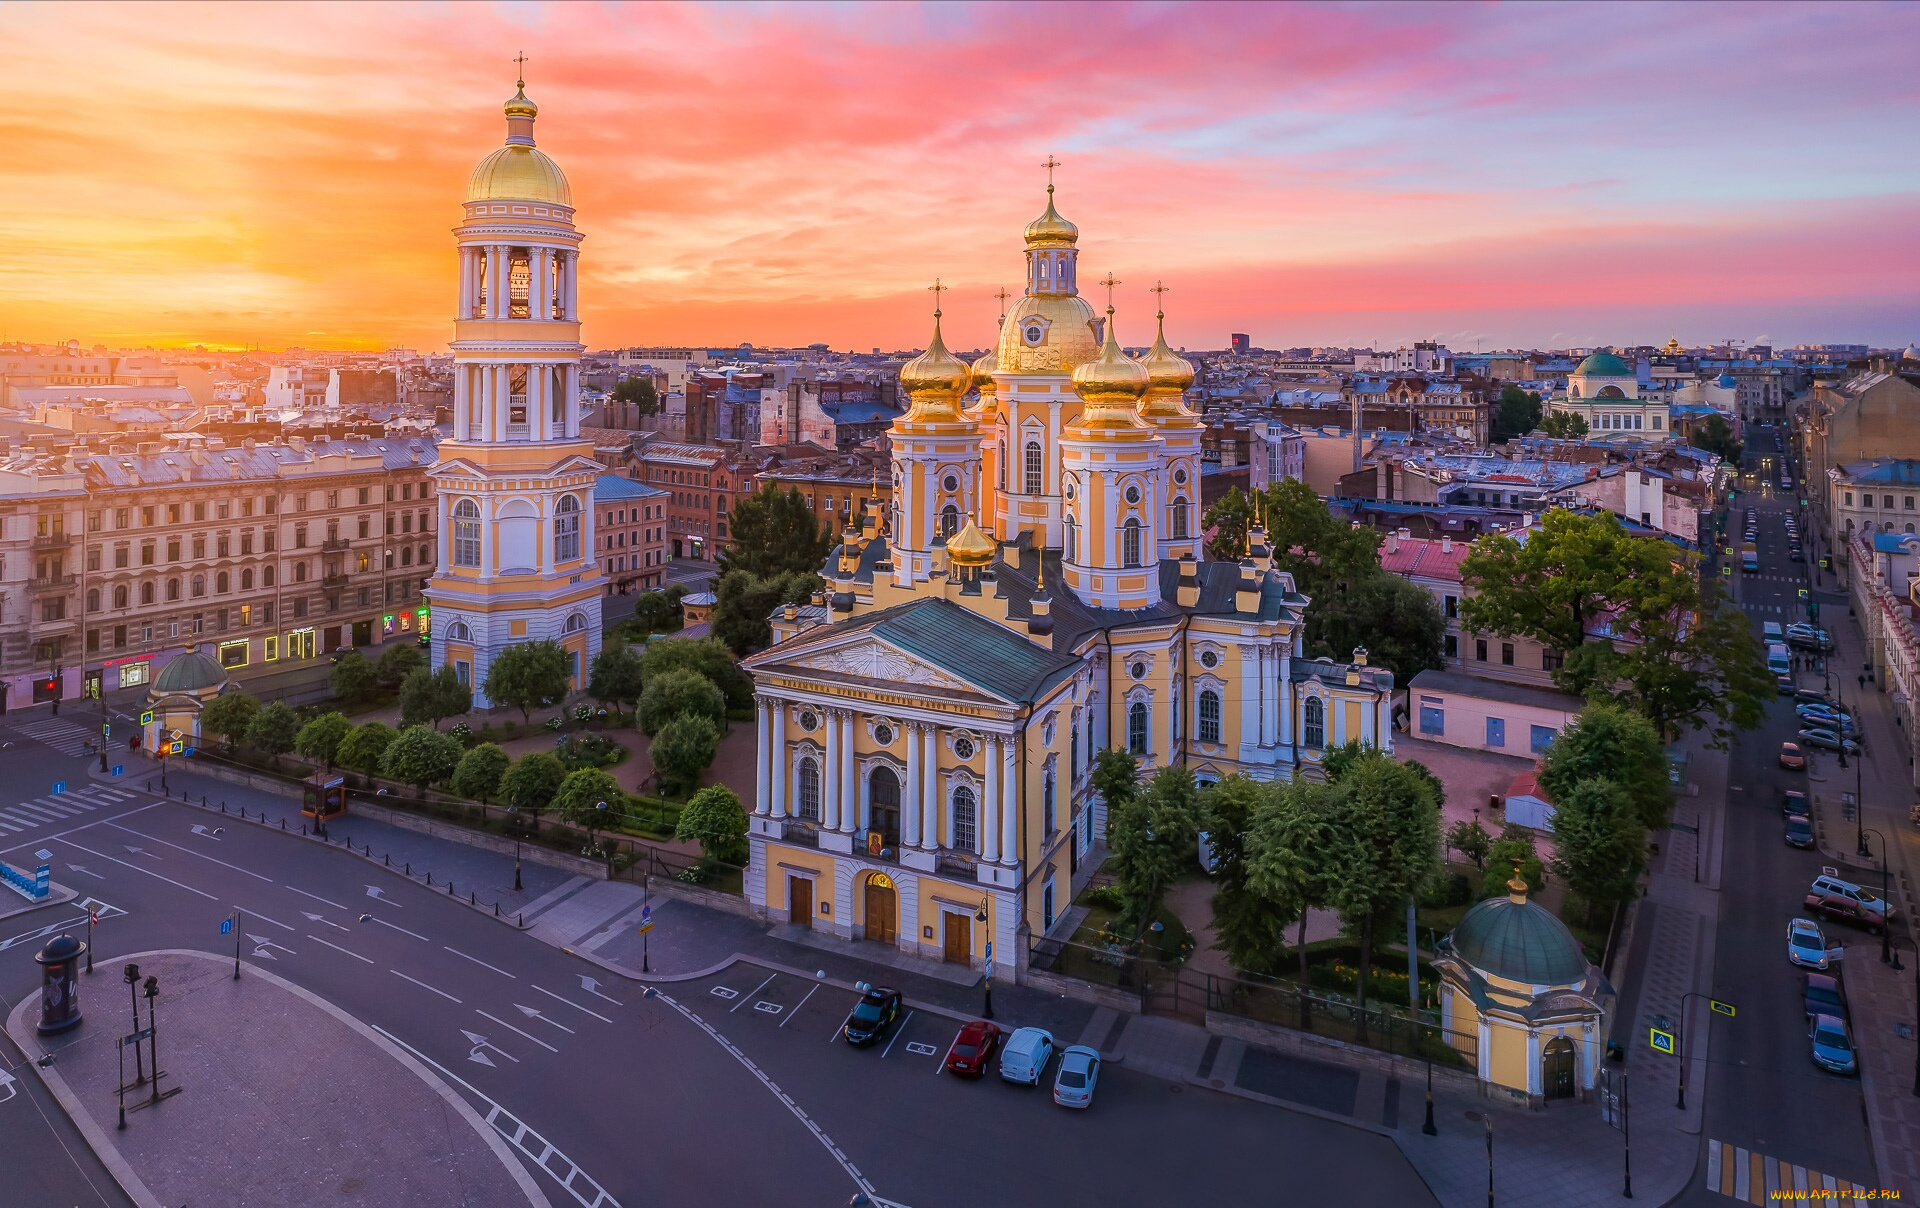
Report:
458,248,472,317
903,723,923,847
982,736,1002,863
1000,739,1019,865
565,366,581,438
531,248,550,322
822,710,841,831
486,246,504,319
1278,662,1294,748
755,699,771,815
562,251,578,320
921,725,939,850
769,701,787,819
839,713,856,833
479,498,495,574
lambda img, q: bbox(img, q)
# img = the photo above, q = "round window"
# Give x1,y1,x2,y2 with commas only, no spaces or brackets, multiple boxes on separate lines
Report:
1130,661,1147,681
943,475,958,492
1200,650,1218,669
1174,467,1188,485
1024,325,1044,346
1065,482,1075,501
1125,485,1141,504
798,711,818,732
954,737,975,760
874,724,895,746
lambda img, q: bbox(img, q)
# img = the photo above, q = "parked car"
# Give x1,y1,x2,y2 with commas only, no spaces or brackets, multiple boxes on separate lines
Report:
1778,742,1807,770
1787,918,1832,969
1777,675,1798,695
843,987,903,1047
1797,728,1860,756
999,1027,1057,1086
943,1020,1004,1078
1793,690,1838,708
1790,549,1805,562
1051,1045,1101,1109
1809,1013,1857,1075
1796,704,1855,728
1803,973,1847,1021
1786,816,1816,848
1781,790,1809,819
1810,870,1897,923
1805,891,1885,933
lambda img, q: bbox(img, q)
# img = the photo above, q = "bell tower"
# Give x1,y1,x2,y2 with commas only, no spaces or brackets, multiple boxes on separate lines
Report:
888,286,982,587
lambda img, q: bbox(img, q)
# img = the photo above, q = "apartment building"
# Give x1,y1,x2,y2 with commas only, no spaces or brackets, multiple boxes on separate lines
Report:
594,473,669,592
755,455,893,535
1376,528,1565,689
630,443,753,560
0,435,438,709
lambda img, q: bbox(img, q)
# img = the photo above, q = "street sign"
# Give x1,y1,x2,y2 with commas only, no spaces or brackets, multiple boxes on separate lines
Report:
1798,588,1808,599
1710,999,1737,1018
984,939,994,979
636,920,653,935
169,741,183,755
219,917,234,936
51,781,65,795
101,722,110,737
90,912,99,927
1649,1026,1675,1055
122,1029,153,1048
140,710,153,726
112,765,123,777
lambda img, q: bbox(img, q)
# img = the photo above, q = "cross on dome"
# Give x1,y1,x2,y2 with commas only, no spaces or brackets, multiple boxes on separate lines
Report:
1099,273,1122,310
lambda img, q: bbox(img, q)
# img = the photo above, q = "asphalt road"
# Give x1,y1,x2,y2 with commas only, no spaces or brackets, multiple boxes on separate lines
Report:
1674,423,1879,1202
0,730,1433,1208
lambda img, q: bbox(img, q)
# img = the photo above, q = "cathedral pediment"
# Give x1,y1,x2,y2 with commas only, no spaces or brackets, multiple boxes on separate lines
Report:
787,639,975,692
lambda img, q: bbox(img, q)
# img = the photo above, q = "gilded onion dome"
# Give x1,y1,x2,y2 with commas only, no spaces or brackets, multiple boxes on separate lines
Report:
970,347,999,395
895,311,973,423
1138,308,1197,418
946,517,997,568
503,82,539,119
467,78,572,206
1024,184,1079,247
1070,307,1151,429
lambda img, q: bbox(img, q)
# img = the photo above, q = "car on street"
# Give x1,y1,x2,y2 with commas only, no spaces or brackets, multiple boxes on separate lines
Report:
1778,742,1807,770
1797,728,1860,755
1787,917,1832,969
1796,702,1853,724
1794,690,1838,708
943,1020,1004,1078
1051,1045,1101,1108
1803,973,1847,1021
999,1027,1057,1085
1781,790,1809,819
1809,1013,1857,1075
1804,891,1884,933
1777,675,1797,695
843,987,903,1047
1785,816,1816,848
1790,548,1805,561
1796,710,1860,736
1810,871,1896,923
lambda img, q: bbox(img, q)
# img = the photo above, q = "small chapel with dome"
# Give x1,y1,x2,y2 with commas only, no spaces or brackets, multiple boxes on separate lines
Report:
740,177,1395,979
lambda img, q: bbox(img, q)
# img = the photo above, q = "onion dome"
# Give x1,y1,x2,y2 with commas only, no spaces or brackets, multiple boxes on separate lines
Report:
1070,307,1151,431
1137,308,1196,417
1449,876,1588,985
466,78,572,205
1024,185,1079,247
946,517,997,568
970,348,999,394
503,81,538,120
1574,350,1633,378
1902,344,1920,364
895,311,972,423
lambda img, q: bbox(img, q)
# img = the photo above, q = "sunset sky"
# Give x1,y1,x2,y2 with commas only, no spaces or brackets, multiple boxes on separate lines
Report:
2,1,1916,354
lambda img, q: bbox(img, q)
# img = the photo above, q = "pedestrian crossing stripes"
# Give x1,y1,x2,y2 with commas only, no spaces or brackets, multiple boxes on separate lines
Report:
0,784,137,834
1706,1138,1871,1203
9,716,97,756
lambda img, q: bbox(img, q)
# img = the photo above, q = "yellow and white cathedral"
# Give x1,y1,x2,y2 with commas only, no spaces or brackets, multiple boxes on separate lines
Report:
428,76,603,702
742,183,1394,980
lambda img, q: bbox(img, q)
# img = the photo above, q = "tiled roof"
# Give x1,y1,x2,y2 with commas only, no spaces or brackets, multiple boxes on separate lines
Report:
1378,537,1471,582
1410,668,1581,712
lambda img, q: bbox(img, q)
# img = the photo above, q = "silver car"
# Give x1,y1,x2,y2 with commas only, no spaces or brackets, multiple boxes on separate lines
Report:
998,1027,1056,1086
1052,1044,1101,1108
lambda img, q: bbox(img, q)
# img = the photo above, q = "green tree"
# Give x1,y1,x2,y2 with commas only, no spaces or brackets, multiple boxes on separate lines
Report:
587,644,645,714
1490,384,1544,442
399,664,472,730
1309,570,1445,692
610,374,661,417
1692,412,1742,463
500,751,567,818
1090,747,1140,815
1536,702,1672,831
1548,777,1645,926
1106,765,1200,939
676,784,749,864
637,668,726,737
1201,487,1253,562
328,650,377,704
1245,776,1338,1024
336,721,396,779
1444,818,1493,869
294,712,352,771
650,712,720,796
1539,410,1590,439
200,690,261,753
1602,574,1771,745
380,725,463,798
718,484,834,580
639,637,752,711
376,641,425,688
1482,824,1545,900
1319,749,1441,1036
483,639,573,724
552,768,624,840
244,702,300,768
450,742,511,804
629,590,680,634
1203,776,1292,974
710,568,820,656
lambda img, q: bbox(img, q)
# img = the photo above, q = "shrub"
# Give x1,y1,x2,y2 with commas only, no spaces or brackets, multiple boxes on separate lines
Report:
553,731,622,771
652,712,720,797
1418,871,1472,909
637,668,726,737
674,784,748,864
1082,884,1127,912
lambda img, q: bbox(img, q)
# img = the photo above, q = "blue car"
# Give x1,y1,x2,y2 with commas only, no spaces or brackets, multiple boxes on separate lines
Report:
1809,1014,1857,1075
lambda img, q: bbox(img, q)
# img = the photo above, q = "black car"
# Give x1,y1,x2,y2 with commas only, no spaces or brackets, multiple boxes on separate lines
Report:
843,987,903,1047
1782,790,1810,820
1786,816,1816,848
1804,973,1846,1021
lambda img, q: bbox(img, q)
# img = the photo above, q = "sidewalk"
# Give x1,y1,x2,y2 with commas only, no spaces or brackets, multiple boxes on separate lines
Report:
6,949,547,1208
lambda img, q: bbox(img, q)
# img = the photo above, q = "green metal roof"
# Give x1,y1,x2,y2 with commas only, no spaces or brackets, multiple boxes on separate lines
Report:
871,598,1081,703
151,649,230,695
1450,894,1588,985
1574,351,1634,378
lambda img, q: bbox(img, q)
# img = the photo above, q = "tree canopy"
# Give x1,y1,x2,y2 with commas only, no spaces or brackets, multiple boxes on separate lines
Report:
336,721,396,778
376,641,425,688
1201,487,1253,563
676,784,749,864
483,640,572,723
450,742,511,804
637,667,726,737
201,691,261,751
587,645,645,713
1540,411,1590,439
399,664,472,730
552,768,624,833
719,484,834,580
329,651,377,704
651,712,721,796
1691,413,1742,464
244,702,301,765
294,713,352,771
1490,385,1545,443
1245,776,1339,998
1537,702,1671,831
500,751,567,815
711,568,820,656
610,375,661,417
1548,777,1645,923
381,725,463,796
638,637,752,711
1204,776,1294,975
1106,765,1200,938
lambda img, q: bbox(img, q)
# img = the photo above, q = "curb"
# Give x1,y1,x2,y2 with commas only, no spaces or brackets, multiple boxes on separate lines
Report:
0,881,79,923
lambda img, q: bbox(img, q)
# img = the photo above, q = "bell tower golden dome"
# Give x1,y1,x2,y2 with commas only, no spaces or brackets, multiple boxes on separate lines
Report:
466,66,572,206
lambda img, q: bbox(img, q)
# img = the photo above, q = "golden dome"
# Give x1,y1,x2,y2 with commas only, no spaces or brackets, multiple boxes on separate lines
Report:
466,145,573,205
996,292,1101,374
896,311,973,423
970,348,999,394
1138,308,1196,417
1024,186,1079,247
946,517,997,567
1070,308,1151,431
503,82,538,120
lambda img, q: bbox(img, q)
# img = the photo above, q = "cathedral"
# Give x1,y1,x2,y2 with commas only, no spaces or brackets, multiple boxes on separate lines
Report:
742,181,1394,980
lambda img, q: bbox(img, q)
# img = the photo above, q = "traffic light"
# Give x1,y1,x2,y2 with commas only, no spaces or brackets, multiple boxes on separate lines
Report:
1809,600,1820,620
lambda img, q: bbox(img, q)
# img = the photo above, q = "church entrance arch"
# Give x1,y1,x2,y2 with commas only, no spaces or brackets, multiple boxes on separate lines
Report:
1541,1036,1576,1100
868,766,901,850
863,872,898,945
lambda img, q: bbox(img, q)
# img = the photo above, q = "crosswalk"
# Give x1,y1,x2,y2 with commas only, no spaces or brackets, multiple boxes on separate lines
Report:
1706,1138,1872,1203
8,715,98,756
0,783,139,834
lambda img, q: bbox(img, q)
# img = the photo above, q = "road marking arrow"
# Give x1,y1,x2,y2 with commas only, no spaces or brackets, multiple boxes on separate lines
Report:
460,1029,519,1065
189,825,221,840
515,1004,576,1035
247,934,296,955
365,885,400,906
0,1068,16,1102
577,974,622,1006
122,845,158,860
65,864,98,878
300,912,351,932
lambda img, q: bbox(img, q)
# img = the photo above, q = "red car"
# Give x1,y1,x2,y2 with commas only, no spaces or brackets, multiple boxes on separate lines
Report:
1778,742,1806,771
943,1020,1005,1078
1805,891,1886,934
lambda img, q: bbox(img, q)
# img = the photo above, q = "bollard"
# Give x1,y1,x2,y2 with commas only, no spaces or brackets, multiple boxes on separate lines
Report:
280,818,286,831
221,801,228,814
426,872,431,885
470,890,476,905
202,795,207,807
405,862,411,876
494,902,499,917
517,912,523,926
384,854,390,867
448,881,455,896
301,824,307,837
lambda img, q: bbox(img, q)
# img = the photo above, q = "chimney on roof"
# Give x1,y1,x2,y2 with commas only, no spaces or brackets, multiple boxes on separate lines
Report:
1441,535,1452,553
1386,529,1400,553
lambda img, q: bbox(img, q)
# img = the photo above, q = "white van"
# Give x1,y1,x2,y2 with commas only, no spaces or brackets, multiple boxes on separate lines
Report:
1765,622,1785,642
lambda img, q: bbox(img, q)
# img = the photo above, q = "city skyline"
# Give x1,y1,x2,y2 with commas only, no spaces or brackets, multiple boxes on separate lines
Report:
2,1,1917,353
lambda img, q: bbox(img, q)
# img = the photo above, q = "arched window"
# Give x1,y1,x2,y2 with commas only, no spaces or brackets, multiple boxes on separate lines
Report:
241,569,253,590
166,578,180,602
446,621,471,642
420,543,431,565
998,443,1006,490
554,496,581,562
1171,497,1189,539
1303,697,1325,749
1123,518,1142,567
453,499,481,567
869,766,901,845
1024,441,1043,495
951,785,977,851
1064,515,1077,563
190,574,206,598
294,562,307,583
86,588,100,613
141,582,155,606
216,571,229,594
263,564,276,587
1070,726,1078,779
1043,769,1056,832
114,585,129,609
795,757,821,821
941,505,958,538
1128,701,1148,754
564,612,587,634
1198,689,1221,744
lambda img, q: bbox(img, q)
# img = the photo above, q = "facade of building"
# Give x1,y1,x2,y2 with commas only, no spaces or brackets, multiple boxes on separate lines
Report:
1406,669,1581,759
593,473,668,593
428,76,604,705
1549,352,1670,440
756,458,893,536
1377,529,1564,688
632,443,753,560
1827,458,1920,569
1798,365,1920,554
739,189,1393,981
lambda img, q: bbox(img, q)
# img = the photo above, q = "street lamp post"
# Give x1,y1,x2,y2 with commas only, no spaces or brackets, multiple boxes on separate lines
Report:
508,806,523,892
1862,829,1899,968
123,963,144,1086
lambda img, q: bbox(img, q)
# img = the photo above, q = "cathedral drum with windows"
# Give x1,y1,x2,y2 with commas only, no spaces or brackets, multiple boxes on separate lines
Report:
741,179,1393,981
428,75,603,703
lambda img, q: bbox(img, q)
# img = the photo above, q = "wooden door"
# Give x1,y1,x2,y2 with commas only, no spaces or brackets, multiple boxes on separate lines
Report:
1542,1038,1576,1100
942,912,970,965
788,876,812,928
864,882,896,944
